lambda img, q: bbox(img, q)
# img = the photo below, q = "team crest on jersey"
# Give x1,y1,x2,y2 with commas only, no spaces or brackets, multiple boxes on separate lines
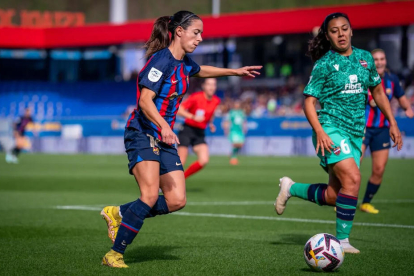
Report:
359,60,368,68
153,147,160,155
148,67,163,82
333,146,341,156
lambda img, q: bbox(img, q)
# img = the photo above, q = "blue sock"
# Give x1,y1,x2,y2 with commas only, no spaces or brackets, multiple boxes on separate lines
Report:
112,199,151,254
362,181,380,204
120,195,169,218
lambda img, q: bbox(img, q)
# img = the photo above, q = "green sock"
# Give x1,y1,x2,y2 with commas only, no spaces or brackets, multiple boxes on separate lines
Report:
232,147,239,158
335,193,358,240
289,183,328,206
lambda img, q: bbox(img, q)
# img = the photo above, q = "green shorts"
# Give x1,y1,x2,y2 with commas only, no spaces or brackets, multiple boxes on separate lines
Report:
230,132,245,144
312,125,362,172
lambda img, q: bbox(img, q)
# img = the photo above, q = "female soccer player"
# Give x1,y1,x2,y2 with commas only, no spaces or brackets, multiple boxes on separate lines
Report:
360,49,414,214
274,13,403,254
176,78,220,179
223,100,247,165
100,10,261,268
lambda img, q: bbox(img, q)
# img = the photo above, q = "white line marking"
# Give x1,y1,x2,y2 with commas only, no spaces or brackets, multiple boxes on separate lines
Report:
54,205,414,230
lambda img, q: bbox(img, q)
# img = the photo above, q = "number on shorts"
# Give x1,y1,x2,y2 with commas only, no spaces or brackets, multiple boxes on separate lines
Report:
340,139,351,154
146,134,159,148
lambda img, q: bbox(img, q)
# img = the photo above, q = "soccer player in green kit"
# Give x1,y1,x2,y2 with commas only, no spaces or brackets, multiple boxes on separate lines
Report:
274,13,403,253
223,100,247,165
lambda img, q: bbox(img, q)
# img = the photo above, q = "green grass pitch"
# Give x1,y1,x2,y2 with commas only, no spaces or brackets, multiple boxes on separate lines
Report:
1,154,413,275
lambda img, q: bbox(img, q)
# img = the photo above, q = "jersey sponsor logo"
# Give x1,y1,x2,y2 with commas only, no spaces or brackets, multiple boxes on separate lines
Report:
172,80,179,84
176,162,182,166
148,67,163,82
383,142,390,147
386,88,392,95
334,64,339,71
167,92,185,100
374,75,380,81
359,60,368,68
342,75,363,94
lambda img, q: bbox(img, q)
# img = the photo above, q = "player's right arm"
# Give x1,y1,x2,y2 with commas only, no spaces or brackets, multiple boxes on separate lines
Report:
303,62,333,156
139,88,179,145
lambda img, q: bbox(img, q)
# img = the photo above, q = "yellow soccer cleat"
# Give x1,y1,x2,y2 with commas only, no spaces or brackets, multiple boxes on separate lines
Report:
101,206,122,243
360,203,379,214
102,249,128,268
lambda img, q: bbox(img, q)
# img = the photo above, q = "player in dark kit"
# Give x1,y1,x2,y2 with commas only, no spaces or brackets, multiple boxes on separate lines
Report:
12,108,33,163
360,49,414,214
100,11,261,268
177,78,220,179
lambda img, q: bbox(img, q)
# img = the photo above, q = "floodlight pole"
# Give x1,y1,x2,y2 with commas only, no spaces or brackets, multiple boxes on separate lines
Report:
110,0,128,24
212,0,220,17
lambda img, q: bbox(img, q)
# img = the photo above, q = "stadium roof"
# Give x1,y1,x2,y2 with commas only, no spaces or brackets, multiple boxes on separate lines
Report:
1,1,414,48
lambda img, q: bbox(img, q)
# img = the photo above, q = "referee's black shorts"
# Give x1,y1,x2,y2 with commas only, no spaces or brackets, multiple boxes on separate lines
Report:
178,124,206,147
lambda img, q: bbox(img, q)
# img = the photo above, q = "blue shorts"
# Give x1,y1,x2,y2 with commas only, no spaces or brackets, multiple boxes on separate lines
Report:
124,127,184,175
363,127,391,152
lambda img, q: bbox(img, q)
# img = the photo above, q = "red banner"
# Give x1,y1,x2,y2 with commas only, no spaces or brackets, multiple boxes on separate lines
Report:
1,1,413,48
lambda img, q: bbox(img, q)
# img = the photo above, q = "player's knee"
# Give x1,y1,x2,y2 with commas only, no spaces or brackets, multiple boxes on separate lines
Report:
345,171,361,193
372,165,385,178
198,157,209,166
169,196,187,212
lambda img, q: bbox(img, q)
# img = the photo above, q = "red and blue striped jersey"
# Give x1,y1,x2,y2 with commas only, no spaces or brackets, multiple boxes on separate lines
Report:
365,72,404,128
126,48,200,139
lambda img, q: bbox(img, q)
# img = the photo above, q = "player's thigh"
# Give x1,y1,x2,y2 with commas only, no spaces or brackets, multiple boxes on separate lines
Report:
329,158,361,196
131,161,160,206
177,146,189,166
193,143,209,165
160,170,186,211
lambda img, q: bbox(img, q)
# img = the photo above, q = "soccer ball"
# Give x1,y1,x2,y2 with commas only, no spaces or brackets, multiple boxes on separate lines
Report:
303,233,344,272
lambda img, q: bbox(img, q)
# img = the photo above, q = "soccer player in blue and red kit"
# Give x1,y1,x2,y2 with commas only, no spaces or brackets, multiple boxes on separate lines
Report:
100,10,262,268
360,49,414,214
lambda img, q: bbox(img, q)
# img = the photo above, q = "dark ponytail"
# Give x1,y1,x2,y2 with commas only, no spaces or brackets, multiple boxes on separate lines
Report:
307,12,351,62
307,28,331,62
144,11,201,58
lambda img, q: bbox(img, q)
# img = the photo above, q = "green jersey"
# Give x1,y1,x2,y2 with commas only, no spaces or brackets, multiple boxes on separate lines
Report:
228,109,245,134
304,47,381,137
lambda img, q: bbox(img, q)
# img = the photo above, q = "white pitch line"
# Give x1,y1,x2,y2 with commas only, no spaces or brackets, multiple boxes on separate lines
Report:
54,205,414,230
186,199,414,206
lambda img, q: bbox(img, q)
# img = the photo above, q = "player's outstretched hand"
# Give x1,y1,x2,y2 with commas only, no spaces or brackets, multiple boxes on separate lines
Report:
315,130,334,156
390,124,403,151
234,66,262,78
161,126,180,145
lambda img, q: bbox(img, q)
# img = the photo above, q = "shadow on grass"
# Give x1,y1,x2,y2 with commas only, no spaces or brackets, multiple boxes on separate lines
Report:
126,245,181,264
300,268,340,273
270,233,310,246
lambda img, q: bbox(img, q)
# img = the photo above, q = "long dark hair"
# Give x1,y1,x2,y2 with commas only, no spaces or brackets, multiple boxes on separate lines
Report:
144,10,201,58
307,12,351,62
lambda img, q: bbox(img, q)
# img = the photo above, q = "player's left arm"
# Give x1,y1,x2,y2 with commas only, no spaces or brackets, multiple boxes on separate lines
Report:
370,83,403,150
194,65,262,78
208,114,216,133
